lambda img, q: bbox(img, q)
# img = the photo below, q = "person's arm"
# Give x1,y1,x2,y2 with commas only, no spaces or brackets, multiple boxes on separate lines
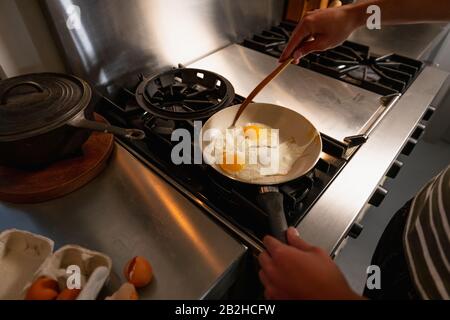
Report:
258,228,364,300
280,0,450,63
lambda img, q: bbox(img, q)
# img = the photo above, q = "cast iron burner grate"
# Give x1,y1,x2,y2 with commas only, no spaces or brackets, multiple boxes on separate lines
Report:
300,41,424,95
135,68,235,120
242,21,424,96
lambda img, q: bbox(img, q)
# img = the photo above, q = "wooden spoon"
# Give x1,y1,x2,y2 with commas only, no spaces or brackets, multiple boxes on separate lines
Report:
231,58,294,126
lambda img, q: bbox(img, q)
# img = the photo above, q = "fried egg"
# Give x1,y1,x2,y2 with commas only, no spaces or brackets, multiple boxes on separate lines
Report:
243,123,277,147
206,124,311,182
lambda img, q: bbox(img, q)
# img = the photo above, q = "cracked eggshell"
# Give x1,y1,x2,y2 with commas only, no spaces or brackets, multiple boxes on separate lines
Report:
0,229,54,300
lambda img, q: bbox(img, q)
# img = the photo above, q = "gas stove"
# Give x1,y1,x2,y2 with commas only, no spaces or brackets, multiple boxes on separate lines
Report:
96,27,426,249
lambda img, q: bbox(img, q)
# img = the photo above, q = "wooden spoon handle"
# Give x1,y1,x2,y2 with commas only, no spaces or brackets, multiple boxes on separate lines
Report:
232,58,294,126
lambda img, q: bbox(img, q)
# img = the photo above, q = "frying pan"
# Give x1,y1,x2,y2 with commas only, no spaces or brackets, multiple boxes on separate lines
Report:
201,103,322,243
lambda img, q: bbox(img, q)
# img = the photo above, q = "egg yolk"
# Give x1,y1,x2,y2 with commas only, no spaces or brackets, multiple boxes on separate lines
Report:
244,125,262,141
220,152,245,173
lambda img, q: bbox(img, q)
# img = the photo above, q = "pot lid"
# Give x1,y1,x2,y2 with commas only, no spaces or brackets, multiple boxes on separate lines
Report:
0,73,91,141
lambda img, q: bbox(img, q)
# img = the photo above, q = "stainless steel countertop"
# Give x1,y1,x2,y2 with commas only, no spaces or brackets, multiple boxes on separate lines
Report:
190,44,384,144
297,66,449,253
0,144,246,299
348,23,450,60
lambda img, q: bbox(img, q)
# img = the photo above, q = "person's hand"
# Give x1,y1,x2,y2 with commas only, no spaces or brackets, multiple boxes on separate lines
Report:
280,5,364,63
258,227,363,300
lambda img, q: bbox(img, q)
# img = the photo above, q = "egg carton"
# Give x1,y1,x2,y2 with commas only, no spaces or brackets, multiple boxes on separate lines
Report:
0,229,112,300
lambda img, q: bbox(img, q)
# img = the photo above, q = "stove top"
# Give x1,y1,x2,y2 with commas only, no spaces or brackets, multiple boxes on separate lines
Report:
96,70,346,246
95,23,425,248
243,21,424,96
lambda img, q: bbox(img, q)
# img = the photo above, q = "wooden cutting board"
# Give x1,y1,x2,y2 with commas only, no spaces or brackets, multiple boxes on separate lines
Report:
0,114,114,204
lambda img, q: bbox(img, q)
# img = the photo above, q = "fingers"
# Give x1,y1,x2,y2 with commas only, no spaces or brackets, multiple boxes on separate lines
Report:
292,49,302,64
263,236,283,257
258,243,289,287
258,249,281,282
259,270,288,300
286,227,314,251
258,258,281,300
259,270,275,300
264,228,314,252
295,35,331,57
264,286,288,300
258,250,274,270
259,269,270,286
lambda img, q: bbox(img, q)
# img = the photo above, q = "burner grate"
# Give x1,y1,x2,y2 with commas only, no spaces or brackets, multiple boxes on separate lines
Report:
135,68,235,120
242,21,424,96
300,41,423,95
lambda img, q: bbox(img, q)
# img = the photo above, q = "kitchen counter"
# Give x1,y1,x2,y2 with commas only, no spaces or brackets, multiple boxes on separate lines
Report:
0,144,246,299
349,23,450,61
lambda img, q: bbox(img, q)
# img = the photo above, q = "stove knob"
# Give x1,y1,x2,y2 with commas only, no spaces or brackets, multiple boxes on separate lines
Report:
369,186,388,207
348,222,364,239
411,123,426,140
386,160,403,179
422,106,436,122
401,138,418,156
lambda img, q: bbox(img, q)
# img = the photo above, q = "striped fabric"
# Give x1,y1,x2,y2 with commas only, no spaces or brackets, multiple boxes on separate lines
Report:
404,165,450,300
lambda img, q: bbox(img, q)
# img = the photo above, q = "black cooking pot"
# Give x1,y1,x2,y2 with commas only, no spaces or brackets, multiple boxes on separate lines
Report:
0,73,145,168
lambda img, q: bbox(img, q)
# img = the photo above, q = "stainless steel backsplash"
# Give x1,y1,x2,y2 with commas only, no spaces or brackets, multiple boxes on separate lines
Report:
42,0,284,86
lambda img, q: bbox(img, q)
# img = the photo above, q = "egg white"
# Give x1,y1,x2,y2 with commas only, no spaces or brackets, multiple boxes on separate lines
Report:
206,124,309,181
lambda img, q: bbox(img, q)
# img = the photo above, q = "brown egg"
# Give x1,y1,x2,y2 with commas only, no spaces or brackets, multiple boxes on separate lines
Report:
123,256,153,288
57,288,81,300
25,276,60,300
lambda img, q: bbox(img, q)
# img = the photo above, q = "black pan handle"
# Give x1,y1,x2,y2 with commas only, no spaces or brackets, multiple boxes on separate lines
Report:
257,186,288,243
1,81,44,104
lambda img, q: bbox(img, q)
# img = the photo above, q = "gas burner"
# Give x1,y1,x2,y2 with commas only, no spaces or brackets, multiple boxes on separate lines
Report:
301,41,423,95
135,68,234,120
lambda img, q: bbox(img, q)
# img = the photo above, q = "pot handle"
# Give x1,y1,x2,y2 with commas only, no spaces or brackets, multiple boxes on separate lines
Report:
69,116,146,140
1,81,44,104
257,186,288,243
